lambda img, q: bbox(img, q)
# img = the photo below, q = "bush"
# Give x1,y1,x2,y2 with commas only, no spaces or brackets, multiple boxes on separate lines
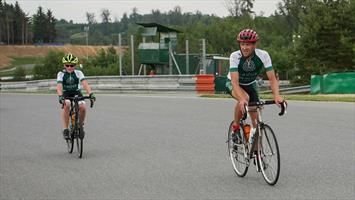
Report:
82,47,123,76
33,51,64,79
13,66,26,81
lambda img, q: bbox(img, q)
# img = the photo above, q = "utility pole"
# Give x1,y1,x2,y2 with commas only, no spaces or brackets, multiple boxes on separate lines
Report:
202,39,206,74
169,41,173,75
131,35,134,75
186,40,189,75
118,33,122,76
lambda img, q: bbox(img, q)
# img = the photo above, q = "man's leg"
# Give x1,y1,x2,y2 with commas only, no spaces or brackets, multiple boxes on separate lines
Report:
243,83,259,129
232,89,249,126
249,109,258,128
245,83,260,154
230,89,250,143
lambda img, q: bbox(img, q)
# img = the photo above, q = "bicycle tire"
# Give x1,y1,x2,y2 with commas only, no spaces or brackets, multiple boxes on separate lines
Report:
258,124,280,185
76,137,83,158
227,121,249,177
74,108,83,158
67,116,75,154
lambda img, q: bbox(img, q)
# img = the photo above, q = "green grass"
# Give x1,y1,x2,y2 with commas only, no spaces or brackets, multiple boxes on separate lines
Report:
0,70,15,77
0,67,33,77
201,93,355,102
0,56,43,77
10,56,43,67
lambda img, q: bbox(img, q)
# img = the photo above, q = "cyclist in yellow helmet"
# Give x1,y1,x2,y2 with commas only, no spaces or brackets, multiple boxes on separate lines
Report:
56,54,96,140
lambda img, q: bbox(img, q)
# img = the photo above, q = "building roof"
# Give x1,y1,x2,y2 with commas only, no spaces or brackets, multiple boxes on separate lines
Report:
136,22,182,33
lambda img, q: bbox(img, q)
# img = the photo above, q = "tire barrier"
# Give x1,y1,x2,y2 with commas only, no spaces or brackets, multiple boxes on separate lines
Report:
195,74,215,93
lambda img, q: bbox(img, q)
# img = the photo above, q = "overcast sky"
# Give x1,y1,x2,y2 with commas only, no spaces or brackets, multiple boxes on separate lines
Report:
6,0,281,23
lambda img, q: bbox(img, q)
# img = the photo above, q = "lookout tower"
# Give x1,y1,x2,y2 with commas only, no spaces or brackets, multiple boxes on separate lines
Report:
137,22,182,75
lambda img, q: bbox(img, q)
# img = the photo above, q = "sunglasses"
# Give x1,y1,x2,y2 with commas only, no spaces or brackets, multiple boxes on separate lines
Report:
65,64,76,68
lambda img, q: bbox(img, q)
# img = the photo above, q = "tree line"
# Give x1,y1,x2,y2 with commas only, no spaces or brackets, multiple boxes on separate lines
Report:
0,0,56,44
0,0,31,44
3,0,355,84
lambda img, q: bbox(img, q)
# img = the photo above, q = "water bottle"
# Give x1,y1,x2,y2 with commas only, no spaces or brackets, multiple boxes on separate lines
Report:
71,113,75,125
243,124,251,141
249,127,257,144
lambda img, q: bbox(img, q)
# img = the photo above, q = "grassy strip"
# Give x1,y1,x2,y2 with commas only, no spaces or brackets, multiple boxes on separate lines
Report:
0,56,42,77
10,56,43,66
0,68,33,77
200,93,355,102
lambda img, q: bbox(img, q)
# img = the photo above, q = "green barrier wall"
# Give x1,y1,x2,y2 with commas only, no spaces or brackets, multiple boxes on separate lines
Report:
311,72,355,94
311,75,323,94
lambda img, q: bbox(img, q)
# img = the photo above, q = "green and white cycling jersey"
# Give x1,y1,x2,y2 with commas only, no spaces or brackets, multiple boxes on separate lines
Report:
56,69,86,93
227,49,273,85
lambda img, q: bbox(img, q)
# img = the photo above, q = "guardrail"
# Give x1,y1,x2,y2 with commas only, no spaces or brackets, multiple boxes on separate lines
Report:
1,75,298,94
260,85,311,94
0,75,197,93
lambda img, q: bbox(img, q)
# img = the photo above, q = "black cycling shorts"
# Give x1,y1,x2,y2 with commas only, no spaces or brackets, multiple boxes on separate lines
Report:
225,80,260,103
63,91,83,98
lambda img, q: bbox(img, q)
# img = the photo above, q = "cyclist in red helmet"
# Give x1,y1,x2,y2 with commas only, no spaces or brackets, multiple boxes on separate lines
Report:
226,29,284,144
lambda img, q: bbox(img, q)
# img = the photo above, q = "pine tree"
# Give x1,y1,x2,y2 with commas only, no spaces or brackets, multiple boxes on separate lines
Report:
0,0,4,43
32,6,46,43
45,9,56,42
0,1,31,44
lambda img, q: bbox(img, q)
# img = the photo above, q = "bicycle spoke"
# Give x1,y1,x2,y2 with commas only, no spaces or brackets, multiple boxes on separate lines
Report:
235,156,248,165
264,153,274,156
264,129,275,154
266,166,275,179
228,121,249,177
259,125,280,185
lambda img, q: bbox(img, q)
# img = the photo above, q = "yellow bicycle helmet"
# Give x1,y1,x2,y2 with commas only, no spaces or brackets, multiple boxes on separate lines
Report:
62,54,79,64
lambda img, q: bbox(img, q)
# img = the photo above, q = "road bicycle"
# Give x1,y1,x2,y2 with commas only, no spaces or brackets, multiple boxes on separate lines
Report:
227,100,287,185
62,96,94,158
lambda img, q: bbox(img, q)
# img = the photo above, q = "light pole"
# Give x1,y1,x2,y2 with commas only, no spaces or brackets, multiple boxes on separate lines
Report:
118,33,122,76
84,26,89,60
131,35,134,75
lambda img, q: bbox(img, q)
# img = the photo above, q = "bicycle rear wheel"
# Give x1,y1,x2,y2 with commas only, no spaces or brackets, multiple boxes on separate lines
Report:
227,121,248,177
258,124,280,185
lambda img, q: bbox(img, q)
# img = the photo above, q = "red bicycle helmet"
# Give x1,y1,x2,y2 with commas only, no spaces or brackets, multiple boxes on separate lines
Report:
237,29,259,43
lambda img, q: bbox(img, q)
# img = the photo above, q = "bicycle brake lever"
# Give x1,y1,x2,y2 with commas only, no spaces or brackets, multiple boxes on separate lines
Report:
90,99,94,108
278,101,287,116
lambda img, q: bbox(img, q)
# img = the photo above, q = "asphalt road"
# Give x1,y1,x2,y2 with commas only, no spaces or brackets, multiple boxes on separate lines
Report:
1,93,354,199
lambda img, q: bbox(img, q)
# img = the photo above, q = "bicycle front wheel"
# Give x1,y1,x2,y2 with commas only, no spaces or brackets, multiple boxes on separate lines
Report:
258,124,280,185
67,125,74,154
76,137,83,158
227,121,248,177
